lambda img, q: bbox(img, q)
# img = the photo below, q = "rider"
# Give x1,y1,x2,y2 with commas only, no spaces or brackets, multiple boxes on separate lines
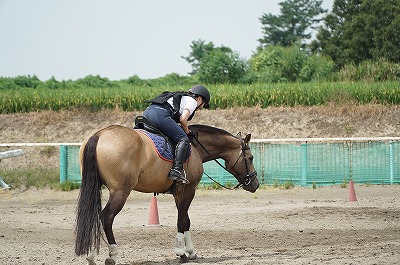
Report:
143,85,211,184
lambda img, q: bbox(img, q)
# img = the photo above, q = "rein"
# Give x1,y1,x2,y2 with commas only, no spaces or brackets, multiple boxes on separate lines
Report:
191,133,256,190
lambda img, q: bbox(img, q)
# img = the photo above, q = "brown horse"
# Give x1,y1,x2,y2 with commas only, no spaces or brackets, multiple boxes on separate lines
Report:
74,124,259,265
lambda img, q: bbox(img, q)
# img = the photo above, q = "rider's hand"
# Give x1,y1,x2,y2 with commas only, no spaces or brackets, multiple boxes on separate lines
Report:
187,131,197,140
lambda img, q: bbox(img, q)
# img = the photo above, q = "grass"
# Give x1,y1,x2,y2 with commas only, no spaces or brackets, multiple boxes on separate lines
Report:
0,168,80,191
340,177,348,188
1,81,400,114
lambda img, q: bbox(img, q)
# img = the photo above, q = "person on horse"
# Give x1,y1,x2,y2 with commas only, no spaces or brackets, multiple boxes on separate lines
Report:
143,85,211,184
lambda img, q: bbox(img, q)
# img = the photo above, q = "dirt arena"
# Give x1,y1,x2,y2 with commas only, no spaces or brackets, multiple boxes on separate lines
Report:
0,185,399,265
1,106,400,264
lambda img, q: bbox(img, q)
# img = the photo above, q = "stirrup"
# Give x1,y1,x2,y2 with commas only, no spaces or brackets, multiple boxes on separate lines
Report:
168,169,190,184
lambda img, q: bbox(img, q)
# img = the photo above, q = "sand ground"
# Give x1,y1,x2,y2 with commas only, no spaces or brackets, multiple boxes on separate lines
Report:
0,185,399,265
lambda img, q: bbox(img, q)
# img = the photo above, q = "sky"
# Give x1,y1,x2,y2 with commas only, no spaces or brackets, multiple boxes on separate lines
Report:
0,0,334,81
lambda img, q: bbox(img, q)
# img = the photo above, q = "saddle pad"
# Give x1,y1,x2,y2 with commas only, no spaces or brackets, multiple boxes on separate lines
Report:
135,129,191,163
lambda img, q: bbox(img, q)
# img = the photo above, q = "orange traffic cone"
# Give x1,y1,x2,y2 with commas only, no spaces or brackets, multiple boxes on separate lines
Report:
147,196,160,226
348,180,357,202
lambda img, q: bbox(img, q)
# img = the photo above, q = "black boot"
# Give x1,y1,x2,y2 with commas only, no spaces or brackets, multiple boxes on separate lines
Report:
168,139,190,184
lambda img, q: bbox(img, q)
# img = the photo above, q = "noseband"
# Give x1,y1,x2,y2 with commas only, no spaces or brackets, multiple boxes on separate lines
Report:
191,133,257,189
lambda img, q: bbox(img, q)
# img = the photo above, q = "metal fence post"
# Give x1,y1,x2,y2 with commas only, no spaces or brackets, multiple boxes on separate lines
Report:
301,143,307,186
59,145,67,183
389,142,394,185
348,141,353,182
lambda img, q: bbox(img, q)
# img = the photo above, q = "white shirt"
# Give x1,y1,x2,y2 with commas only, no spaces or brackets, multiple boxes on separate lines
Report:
167,96,197,115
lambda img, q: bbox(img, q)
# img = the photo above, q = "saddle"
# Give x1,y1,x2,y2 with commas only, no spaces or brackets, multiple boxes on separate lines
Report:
134,116,163,134
133,116,176,157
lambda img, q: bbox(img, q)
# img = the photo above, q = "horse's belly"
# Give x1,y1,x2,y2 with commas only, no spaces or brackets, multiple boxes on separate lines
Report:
133,158,173,193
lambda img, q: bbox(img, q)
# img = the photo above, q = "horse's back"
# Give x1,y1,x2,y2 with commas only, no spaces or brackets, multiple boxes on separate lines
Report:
82,125,176,193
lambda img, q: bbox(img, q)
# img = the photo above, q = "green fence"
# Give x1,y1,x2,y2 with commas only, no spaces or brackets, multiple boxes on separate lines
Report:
60,139,400,186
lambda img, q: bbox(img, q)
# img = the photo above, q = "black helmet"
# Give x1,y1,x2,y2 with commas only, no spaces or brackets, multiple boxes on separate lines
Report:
189,85,210,108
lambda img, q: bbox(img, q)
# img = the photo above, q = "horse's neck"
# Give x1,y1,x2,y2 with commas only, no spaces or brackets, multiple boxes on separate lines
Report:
196,135,238,163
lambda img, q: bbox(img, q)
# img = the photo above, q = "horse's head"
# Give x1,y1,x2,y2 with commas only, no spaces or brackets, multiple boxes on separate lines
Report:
189,125,259,193
226,132,259,193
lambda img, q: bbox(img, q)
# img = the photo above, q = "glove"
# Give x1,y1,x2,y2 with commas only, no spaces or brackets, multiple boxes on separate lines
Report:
187,131,197,140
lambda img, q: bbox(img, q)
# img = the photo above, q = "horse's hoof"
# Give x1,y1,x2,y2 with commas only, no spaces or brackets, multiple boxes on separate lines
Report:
188,253,198,260
179,254,189,263
105,257,116,265
87,260,96,265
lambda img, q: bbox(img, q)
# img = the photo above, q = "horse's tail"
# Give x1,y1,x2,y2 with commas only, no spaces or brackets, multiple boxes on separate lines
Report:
74,133,103,256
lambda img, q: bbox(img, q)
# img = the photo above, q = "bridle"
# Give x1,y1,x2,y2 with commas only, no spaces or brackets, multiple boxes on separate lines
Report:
191,132,257,189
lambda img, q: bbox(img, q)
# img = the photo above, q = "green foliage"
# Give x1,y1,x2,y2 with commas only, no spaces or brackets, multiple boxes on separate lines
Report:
0,77,18,89
0,168,59,189
337,60,400,82
316,0,400,69
299,54,335,82
76,75,116,88
271,180,295,189
198,50,248,84
43,76,68,89
251,45,302,82
60,181,81,191
182,39,232,75
148,73,196,87
284,181,295,189
125,75,150,86
340,177,348,188
312,181,317,189
259,0,327,47
3,75,41,89
1,81,400,113
250,44,334,82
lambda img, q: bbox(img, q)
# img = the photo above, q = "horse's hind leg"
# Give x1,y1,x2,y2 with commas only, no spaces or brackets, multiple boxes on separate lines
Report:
101,189,130,265
86,249,96,265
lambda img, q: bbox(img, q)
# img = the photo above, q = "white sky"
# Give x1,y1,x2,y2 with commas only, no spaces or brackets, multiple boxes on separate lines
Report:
0,0,333,81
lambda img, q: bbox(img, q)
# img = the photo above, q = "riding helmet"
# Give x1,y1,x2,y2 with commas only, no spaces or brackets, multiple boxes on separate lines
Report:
189,85,210,108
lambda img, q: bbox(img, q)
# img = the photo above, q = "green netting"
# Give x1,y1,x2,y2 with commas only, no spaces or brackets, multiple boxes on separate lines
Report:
59,145,81,184
60,141,400,186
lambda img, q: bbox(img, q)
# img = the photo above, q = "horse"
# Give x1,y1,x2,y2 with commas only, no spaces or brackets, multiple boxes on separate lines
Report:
74,124,259,265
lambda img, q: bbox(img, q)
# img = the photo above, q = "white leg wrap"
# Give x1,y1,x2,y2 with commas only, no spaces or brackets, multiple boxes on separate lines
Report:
174,232,186,256
86,249,96,265
184,231,194,254
109,244,118,261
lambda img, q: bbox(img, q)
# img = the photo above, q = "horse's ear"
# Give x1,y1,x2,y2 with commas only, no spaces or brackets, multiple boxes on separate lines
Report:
236,132,242,138
244,133,251,144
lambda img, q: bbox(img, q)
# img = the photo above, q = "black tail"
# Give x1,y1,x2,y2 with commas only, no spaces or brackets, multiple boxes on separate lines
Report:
74,134,103,256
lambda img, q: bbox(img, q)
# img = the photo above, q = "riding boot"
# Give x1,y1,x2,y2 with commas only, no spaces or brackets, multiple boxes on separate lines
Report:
168,139,190,184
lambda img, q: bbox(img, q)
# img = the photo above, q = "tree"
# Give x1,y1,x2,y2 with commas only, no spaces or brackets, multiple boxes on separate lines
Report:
314,0,400,69
13,75,41,88
182,39,232,75
197,50,248,84
250,44,334,82
258,0,327,47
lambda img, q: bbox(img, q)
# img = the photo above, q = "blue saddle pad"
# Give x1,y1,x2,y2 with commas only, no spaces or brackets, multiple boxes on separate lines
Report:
136,129,191,162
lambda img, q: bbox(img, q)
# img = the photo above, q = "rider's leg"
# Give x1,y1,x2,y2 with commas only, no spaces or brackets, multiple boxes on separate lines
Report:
144,105,191,184
168,138,190,184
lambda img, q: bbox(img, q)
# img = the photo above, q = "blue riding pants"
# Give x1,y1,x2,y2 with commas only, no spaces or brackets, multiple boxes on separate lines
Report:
143,103,189,144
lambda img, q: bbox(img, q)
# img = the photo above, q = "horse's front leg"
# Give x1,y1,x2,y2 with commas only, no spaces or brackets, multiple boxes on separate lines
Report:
173,186,198,262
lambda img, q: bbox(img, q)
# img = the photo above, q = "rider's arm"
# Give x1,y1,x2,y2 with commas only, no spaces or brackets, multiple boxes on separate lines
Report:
179,109,191,134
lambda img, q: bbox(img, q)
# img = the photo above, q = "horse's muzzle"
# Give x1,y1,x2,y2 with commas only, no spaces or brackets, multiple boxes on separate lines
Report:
242,171,259,193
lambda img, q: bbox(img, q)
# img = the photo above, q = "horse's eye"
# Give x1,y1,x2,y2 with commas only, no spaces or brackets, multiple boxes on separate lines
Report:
249,156,254,162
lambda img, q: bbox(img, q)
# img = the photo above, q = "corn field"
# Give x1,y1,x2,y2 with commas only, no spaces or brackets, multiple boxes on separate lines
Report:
1,82,399,114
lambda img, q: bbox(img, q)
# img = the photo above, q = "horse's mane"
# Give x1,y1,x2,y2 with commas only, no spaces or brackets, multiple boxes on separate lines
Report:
189,124,235,138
